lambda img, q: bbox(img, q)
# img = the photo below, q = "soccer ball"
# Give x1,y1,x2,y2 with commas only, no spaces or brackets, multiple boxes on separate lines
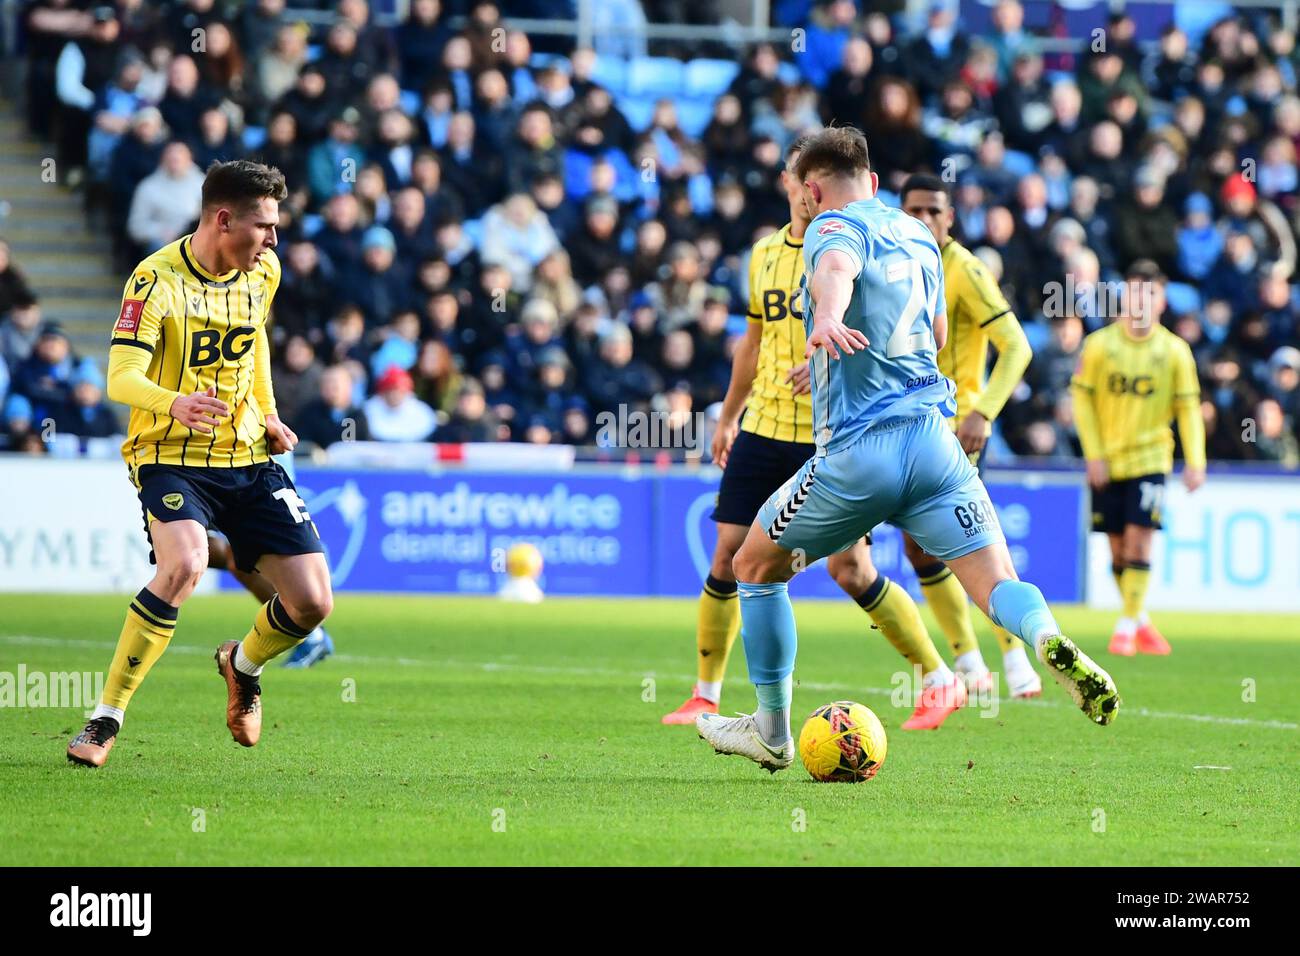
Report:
500,542,545,603
505,542,543,580
798,701,888,782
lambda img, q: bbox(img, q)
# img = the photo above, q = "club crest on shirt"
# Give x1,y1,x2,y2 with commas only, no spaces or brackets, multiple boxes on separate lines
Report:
817,219,845,235
162,493,184,511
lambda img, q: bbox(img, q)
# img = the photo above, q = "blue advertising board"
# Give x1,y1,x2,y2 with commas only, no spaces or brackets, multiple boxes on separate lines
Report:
229,466,1084,601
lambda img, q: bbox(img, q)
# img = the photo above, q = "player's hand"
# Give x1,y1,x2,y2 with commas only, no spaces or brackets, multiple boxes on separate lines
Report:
170,386,228,435
805,313,869,361
1182,468,1205,493
956,411,988,455
785,362,811,396
1085,459,1109,490
711,418,740,468
265,414,298,455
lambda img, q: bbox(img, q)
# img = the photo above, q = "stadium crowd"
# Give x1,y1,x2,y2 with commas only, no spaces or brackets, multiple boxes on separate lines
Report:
1,0,1298,466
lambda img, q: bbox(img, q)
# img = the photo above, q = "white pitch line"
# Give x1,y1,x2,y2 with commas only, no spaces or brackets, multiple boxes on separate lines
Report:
3,633,1295,732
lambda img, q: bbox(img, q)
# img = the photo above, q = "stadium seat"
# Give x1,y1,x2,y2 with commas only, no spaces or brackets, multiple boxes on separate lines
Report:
776,61,802,86
589,55,627,95
1002,150,1036,178
399,90,421,116
1164,282,1202,316
616,94,658,133
675,98,716,138
684,59,740,98
627,56,686,97
461,217,484,248
305,43,322,63
242,126,266,151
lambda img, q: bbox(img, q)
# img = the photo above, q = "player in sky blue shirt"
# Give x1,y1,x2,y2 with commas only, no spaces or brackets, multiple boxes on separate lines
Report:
695,128,1121,774
800,195,956,455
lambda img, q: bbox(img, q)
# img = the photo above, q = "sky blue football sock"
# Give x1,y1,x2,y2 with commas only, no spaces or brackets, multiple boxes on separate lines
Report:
754,676,793,745
739,580,797,744
988,580,1059,651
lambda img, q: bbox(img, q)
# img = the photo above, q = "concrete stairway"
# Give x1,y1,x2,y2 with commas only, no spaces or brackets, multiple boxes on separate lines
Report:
0,99,119,368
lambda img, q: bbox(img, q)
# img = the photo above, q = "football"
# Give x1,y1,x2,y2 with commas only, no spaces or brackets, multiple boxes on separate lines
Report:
798,701,888,782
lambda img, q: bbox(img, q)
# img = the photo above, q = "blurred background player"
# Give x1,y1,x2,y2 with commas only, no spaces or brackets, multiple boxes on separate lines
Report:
67,160,334,767
697,128,1118,773
899,174,1041,698
663,140,966,732
1071,260,1206,656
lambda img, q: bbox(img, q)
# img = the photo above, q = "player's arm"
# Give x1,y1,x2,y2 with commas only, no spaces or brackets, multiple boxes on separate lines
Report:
1173,343,1206,491
107,271,228,433
806,249,868,359
252,322,297,454
713,321,762,468
1069,336,1107,488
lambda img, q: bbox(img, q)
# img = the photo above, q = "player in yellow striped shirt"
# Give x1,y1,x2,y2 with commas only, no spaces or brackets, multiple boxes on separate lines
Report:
68,160,333,768
900,174,1042,699
1070,259,1206,656
663,143,967,731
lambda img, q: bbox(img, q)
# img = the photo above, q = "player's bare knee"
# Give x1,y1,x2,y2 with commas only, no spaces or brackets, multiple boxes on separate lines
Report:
734,543,789,584
283,589,333,629
828,558,869,595
902,535,930,570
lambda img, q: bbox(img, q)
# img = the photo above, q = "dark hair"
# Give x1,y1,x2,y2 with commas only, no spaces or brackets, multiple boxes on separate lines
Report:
786,135,811,160
792,126,871,182
900,173,950,205
201,160,287,214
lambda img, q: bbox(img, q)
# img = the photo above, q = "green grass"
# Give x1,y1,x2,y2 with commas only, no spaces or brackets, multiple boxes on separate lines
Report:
2,593,1297,866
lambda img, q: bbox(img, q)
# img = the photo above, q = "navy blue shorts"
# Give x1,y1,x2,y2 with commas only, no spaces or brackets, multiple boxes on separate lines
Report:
711,429,815,526
133,461,324,572
1091,472,1165,535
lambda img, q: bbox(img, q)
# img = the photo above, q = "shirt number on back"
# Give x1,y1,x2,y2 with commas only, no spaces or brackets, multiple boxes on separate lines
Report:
884,258,932,358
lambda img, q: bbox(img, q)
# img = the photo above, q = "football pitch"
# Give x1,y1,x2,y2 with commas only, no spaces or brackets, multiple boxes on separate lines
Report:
3,593,1297,867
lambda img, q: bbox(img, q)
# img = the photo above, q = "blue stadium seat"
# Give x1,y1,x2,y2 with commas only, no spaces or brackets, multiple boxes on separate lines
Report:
399,89,421,116
462,217,484,248
1002,149,1036,178
301,213,324,237
616,94,657,133
776,61,802,86
627,56,686,97
589,55,627,95
684,59,739,98
242,126,266,151
305,43,322,63
1164,282,1202,316
675,98,715,138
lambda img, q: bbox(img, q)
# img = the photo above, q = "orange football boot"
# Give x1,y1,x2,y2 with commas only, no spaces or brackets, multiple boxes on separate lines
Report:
662,687,720,725
215,641,262,746
67,716,119,767
1136,621,1171,655
901,678,967,730
1108,628,1137,656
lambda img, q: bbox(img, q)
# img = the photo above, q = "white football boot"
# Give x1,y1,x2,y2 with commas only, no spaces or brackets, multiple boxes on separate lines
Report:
696,712,794,774
1003,645,1043,698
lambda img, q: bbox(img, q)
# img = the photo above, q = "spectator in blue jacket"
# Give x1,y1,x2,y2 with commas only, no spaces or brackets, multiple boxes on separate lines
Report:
796,0,857,91
14,324,75,427
1177,192,1224,282
307,108,367,208
58,362,120,440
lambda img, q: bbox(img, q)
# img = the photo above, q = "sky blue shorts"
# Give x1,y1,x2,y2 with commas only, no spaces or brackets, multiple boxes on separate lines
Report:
756,409,1005,563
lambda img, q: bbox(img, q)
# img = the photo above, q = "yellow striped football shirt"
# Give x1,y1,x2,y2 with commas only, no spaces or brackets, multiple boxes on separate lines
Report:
937,238,1031,431
741,223,813,444
107,234,281,470
1070,321,1207,480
